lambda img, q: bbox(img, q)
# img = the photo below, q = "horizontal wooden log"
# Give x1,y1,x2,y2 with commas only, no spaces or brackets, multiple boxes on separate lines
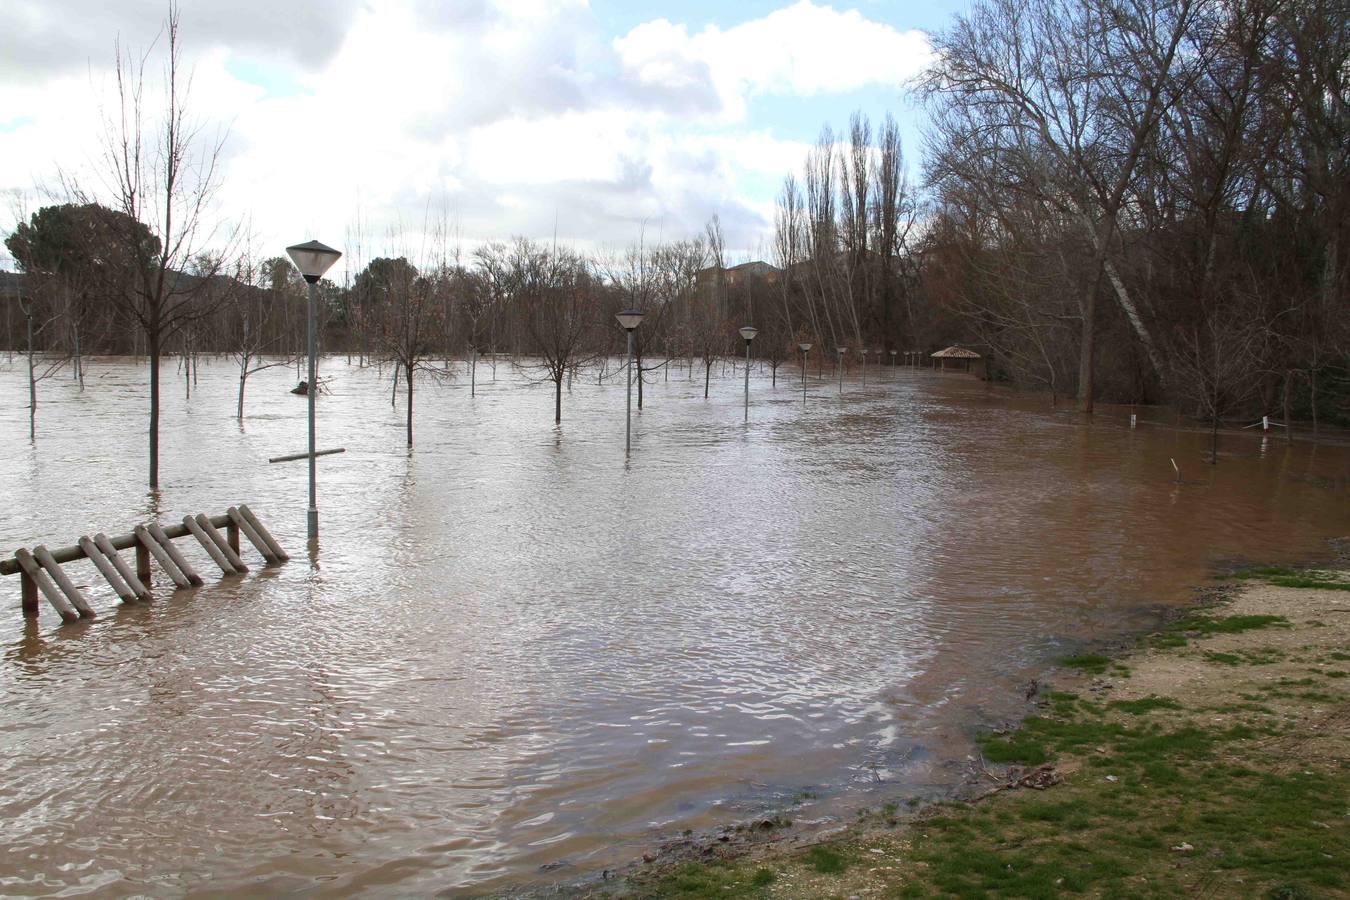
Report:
268,447,346,464
0,514,233,577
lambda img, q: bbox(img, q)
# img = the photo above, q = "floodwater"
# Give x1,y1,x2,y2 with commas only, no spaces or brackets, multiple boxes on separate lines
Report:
0,355,1346,896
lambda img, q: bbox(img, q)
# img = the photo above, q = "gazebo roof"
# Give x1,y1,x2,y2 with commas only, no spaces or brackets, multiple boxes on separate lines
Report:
931,345,981,359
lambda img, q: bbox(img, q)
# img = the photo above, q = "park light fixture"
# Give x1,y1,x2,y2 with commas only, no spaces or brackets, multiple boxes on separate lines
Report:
616,309,645,452
286,240,342,283
738,326,758,421
836,346,847,393
285,239,342,542
798,342,812,404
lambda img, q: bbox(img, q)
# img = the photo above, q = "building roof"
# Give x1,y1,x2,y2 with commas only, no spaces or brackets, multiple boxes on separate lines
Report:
931,345,981,359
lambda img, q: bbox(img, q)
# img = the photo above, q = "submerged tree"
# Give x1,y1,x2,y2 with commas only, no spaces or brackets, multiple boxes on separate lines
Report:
79,5,232,488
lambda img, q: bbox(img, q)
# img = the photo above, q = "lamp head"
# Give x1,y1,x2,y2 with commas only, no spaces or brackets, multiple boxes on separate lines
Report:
285,240,342,284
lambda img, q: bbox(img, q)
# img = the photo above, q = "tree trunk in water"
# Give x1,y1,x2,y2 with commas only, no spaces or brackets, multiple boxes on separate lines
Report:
1310,368,1319,442
406,362,414,447
391,365,399,406
1078,279,1097,414
1211,414,1219,465
149,330,161,489
1283,372,1293,444
704,362,711,399
554,375,562,424
238,371,247,420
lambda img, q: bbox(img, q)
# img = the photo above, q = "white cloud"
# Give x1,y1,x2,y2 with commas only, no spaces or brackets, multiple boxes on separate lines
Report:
0,0,932,267
614,1,933,120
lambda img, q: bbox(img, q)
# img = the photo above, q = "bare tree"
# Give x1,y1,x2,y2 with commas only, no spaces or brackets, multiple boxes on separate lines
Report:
81,5,233,487
510,239,599,424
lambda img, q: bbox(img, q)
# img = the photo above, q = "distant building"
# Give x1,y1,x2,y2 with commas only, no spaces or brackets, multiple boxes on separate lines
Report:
696,261,781,290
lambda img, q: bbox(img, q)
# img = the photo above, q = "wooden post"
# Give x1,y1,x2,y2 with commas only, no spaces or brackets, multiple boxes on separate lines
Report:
135,542,152,587
14,548,79,622
226,521,241,557
94,533,150,601
235,505,288,562
228,507,280,564
147,523,203,586
20,570,38,618
135,526,191,589
77,536,138,603
183,516,238,575
33,545,95,618
195,515,248,572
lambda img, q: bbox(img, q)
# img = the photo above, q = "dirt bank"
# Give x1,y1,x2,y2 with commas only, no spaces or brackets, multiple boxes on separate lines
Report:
580,568,1349,898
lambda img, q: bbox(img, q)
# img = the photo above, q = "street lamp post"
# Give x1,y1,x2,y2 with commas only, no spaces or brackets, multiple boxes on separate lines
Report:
889,349,898,372
615,309,645,452
285,240,342,541
798,342,812,404
836,347,846,393
738,326,758,421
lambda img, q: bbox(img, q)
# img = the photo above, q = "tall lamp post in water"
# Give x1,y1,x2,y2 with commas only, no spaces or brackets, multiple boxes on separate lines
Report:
738,326,758,421
616,309,645,452
836,347,847,393
285,240,342,541
798,341,812,404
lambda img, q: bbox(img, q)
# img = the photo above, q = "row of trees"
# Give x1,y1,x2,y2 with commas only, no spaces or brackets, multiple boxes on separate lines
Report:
5,0,1346,487
911,0,1349,433
5,207,845,446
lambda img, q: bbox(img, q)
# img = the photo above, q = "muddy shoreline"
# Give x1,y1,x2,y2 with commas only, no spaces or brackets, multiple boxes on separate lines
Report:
496,548,1349,899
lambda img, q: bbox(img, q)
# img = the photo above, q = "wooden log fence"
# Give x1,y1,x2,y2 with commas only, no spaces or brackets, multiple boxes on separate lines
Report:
1,505,287,623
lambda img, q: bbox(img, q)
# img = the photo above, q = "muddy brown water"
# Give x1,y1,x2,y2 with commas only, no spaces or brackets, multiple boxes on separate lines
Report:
0,357,1346,896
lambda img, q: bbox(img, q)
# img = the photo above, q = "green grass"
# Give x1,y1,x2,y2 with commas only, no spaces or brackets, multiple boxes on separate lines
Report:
625,581,1347,900
802,845,847,874
1204,647,1285,666
1230,566,1350,591
1059,652,1112,674
1108,695,1182,714
1171,613,1290,635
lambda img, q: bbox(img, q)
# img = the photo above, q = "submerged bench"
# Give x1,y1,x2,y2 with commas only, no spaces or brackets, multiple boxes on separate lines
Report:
1,505,288,623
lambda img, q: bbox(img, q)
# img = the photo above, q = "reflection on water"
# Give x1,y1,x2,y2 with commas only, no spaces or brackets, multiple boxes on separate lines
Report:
0,358,1346,895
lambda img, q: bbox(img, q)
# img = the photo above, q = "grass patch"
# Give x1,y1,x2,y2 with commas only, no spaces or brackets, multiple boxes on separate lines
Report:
1172,613,1290,635
802,845,846,874
626,577,1348,900
1204,647,1285,666
1108,695,1182,714
1230,566,1350,591
1059,652,1112,674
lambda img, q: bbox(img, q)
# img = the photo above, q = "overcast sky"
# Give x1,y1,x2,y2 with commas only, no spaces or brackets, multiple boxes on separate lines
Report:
0,0,963,276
